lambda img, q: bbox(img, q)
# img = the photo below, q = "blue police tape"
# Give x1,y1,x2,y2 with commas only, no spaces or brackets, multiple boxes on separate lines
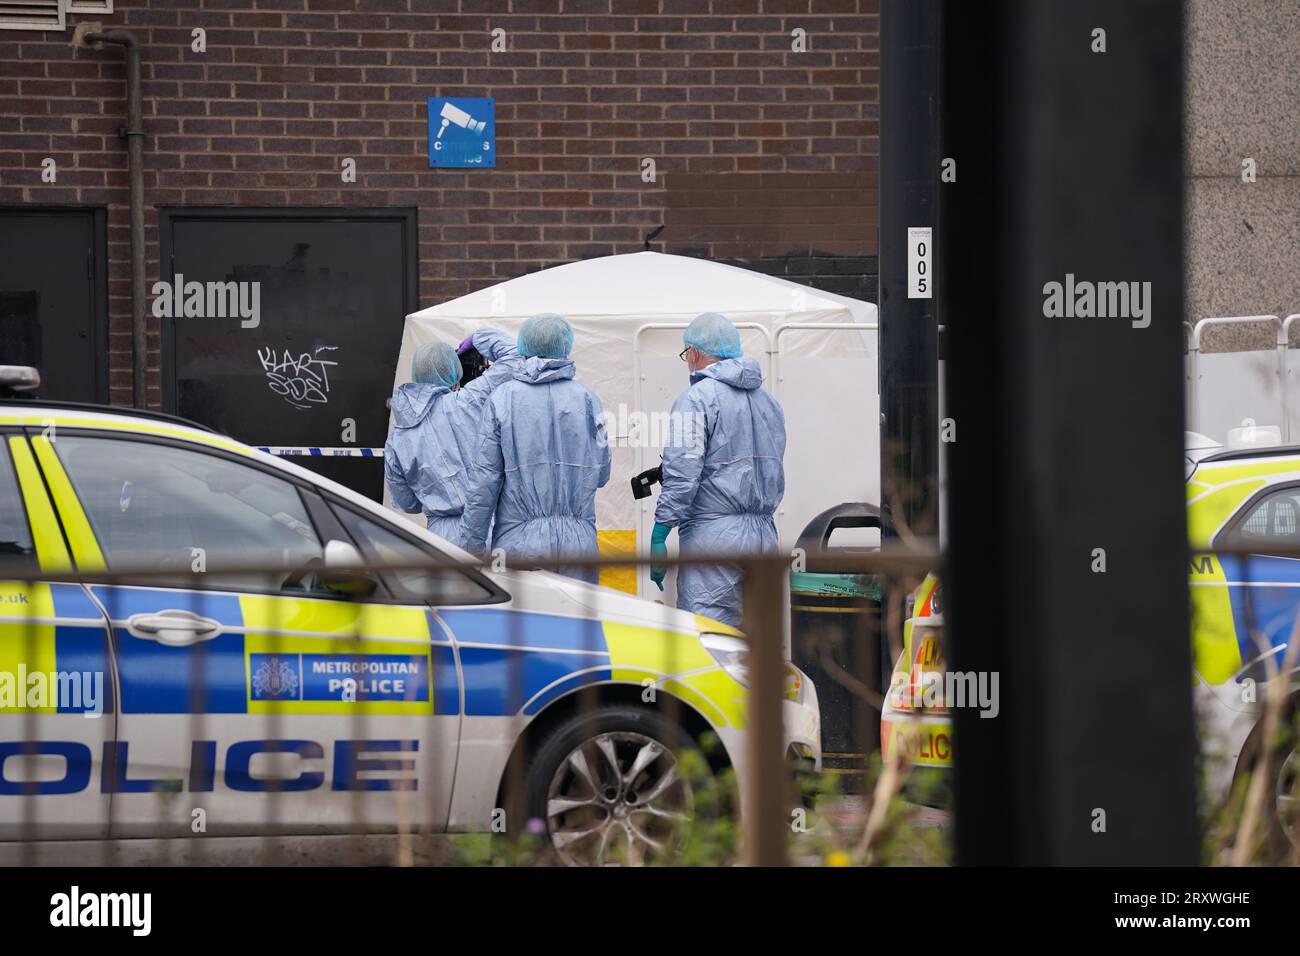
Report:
257,447,385,457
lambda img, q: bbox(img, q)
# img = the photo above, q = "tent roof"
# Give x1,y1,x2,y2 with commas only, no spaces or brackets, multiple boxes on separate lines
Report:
406,251,877,325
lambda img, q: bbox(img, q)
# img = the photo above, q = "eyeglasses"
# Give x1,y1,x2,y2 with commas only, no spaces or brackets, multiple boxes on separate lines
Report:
679,346,691,361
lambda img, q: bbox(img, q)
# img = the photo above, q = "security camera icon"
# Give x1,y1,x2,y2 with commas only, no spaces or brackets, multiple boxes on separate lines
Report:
437,102,487,140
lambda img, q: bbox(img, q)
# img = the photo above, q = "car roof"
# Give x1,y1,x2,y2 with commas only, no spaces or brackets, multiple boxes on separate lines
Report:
1197,445,1300,465
0,400,485,564
1189,447,1300,488
0,402,249,456
0,400,217,434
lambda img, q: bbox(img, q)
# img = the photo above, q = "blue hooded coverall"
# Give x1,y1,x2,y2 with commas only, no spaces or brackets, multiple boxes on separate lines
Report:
460,356,612,584
654,357,787,627
383,329,518,548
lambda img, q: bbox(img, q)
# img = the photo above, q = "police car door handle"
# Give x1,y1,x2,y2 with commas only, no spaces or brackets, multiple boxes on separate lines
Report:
125,610,223,647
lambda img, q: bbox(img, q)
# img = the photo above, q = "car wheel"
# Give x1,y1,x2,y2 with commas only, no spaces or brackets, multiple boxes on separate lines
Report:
1257,733,1300,857
1235,703,1300,861
1275,746,1299,847
525,706,707,866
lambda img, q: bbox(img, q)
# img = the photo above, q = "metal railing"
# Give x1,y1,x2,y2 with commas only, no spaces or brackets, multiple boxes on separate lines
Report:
0,545,936,867
1186,312,1300,440
5,533,1298,865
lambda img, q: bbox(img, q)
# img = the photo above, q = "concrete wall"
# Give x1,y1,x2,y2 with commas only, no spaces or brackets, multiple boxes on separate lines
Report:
1184,0,1300,353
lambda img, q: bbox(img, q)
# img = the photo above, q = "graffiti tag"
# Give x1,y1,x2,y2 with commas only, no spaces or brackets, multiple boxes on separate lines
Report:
258,346,339,409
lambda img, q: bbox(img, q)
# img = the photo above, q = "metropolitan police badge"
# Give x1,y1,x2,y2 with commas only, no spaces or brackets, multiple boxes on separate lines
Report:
251,655,300,699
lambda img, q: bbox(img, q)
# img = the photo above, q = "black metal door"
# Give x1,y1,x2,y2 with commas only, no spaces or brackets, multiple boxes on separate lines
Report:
160,209,418,501
0,208,107,402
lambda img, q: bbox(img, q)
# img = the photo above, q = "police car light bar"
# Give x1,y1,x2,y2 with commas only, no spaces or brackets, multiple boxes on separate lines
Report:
0,365,40,392
1226,423,1282,451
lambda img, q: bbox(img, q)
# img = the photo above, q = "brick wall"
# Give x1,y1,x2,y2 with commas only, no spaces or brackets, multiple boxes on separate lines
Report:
0,0,880,407
666,169,877,301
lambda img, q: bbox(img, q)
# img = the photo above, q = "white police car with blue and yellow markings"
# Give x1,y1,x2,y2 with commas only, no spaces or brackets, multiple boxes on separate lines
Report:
0,391,820,866
882,435,1300,855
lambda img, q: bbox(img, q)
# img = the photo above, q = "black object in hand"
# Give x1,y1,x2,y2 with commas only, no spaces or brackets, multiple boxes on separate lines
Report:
631,465,663,500
460,346,488,386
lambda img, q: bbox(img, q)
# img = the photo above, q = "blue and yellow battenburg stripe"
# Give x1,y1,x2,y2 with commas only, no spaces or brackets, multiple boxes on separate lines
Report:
1,424,745,727
82,586,455,717
435,608,747,728
10,583,747,727
241,597,454,716
0,581,114,714
1,436,113,714
1186,461,1300,685
1190,552,1300,685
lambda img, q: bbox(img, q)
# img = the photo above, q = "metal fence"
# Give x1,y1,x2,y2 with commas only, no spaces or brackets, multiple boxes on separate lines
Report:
6,536,1297,866
0,546,937,867
1186,312,1300,440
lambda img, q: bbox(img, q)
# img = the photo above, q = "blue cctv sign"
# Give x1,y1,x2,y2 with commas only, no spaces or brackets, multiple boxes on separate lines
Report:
428,97,495,168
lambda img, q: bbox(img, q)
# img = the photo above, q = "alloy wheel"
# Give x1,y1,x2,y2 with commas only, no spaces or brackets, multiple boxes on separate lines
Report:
545,731,694,866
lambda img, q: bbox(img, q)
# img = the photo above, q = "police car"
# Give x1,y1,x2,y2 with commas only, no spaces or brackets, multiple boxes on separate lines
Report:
0,368,820,866
883,432,1300,854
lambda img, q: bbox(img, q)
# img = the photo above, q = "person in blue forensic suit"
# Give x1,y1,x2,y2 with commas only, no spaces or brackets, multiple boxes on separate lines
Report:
460,313,611,584
650,312,787,628
384,329,519,548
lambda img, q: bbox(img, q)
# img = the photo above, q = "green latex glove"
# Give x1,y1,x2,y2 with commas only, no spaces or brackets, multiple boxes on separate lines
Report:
650,522,671,591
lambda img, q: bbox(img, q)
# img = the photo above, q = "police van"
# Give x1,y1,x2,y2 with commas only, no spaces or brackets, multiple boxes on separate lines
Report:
0,367,820,866
882,431,1300,856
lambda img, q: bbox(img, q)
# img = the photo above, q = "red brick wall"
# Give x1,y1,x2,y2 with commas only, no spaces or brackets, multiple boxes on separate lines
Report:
0,0,879,407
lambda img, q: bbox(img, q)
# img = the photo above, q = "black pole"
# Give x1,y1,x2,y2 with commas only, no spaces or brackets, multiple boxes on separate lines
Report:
943,0,1197,864
879,0,940,541
87,30,147,409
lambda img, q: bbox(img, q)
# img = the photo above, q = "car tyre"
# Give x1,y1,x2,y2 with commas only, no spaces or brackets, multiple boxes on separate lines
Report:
1233,698,1300,862
523,705,722,866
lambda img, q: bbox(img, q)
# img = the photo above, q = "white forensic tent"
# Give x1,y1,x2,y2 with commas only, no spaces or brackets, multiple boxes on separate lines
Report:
394,251,879,597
